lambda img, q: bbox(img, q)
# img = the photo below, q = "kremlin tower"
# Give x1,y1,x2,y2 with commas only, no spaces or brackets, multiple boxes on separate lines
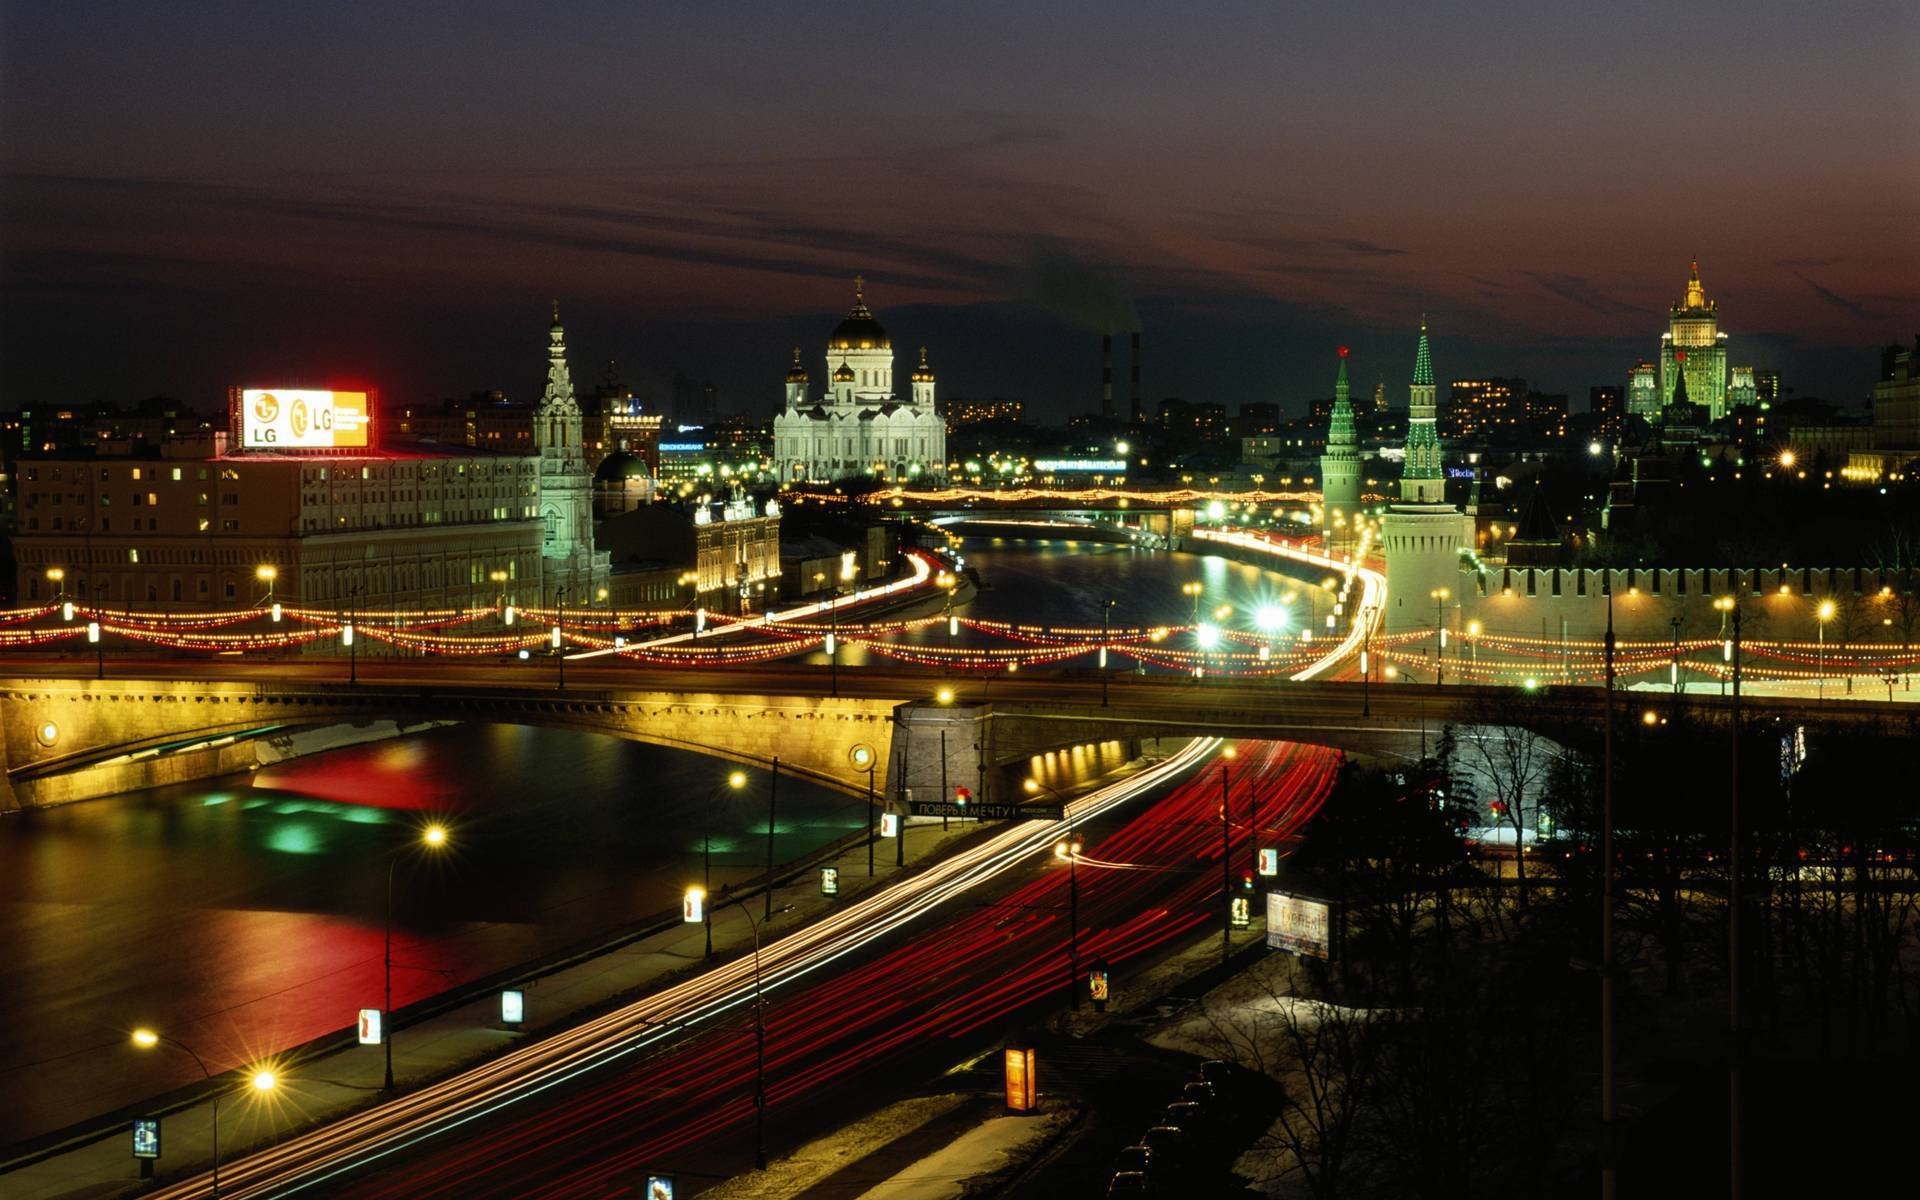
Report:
1318,346,1361,545
1380,319,1472,634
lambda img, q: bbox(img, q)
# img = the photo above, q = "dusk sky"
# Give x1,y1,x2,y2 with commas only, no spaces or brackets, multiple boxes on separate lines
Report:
3,0,1915,421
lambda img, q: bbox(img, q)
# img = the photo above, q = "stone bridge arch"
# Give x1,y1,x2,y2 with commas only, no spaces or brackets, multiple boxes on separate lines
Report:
1,679,898,811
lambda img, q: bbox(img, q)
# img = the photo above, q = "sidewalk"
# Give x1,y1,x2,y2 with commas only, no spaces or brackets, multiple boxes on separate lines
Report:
2,816,981,1200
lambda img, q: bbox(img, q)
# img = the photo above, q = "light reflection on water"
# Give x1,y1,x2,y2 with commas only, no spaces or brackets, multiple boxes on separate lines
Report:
0,539,1319,1148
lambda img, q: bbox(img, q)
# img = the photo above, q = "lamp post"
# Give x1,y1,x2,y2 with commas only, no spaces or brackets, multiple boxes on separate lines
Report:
1219,748,1237,966
255,564,277,607
45,566,66,609
1431,587,1450,686
1360,605,1375,717
1465,618,1481,681
130,1029,278,1197
383,821,450,1094
1816,598,1835,700
345,585,360,685
763,757,780,924
1601,582,1617,1199
1182,581,1203,629
1101,598,1117,706
728,897,769,1171
824,575,843,698
1714,593,1744,1196
488,570,510,626
851,746,876,877
704,770,748,959
1670,615,1683,705
1054,827,1084,1008
551,587,570,690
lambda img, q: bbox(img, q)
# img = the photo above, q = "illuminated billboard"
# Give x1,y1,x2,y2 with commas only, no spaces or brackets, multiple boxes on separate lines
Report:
239,389,370,449
1004,1047,1037,1112
1266,891,1332,959
357,1008,383,1045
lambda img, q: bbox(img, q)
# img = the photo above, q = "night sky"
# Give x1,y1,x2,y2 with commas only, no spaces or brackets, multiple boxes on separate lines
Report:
3,1,1915,421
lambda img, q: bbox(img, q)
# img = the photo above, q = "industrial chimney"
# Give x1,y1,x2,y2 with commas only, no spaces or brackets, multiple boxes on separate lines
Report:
1101,334,1114,418
1129,331,1142,424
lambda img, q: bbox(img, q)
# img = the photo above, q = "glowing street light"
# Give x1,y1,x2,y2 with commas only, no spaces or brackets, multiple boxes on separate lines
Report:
1816,598,1836,699
382,821,452,1093
130,1028,276,1196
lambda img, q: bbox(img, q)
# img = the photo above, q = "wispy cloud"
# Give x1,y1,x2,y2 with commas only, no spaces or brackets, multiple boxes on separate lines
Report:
1791,271,1884,321
1521,271,1647,319
1325,238,1408,257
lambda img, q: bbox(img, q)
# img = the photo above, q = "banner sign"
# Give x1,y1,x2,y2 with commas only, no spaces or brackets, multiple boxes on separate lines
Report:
1266,891,1333,959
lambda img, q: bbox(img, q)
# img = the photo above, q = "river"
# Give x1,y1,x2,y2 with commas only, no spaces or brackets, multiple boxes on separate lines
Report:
0,538,1328,1148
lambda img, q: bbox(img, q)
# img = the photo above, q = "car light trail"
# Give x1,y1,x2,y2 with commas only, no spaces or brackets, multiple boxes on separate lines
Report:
144,736,1226,1199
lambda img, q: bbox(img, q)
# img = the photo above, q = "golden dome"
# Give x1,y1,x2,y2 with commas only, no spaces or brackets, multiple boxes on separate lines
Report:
827,274,890,350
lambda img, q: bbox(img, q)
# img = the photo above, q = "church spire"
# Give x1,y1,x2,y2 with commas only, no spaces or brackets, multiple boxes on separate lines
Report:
1413,316,1433,387
540,303,576,413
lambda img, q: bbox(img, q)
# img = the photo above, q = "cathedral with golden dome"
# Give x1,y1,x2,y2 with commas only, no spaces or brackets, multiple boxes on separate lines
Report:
772,277,947,483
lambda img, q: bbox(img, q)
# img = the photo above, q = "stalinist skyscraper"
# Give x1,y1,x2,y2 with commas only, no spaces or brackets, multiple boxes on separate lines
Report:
1380,319,1472,634
1318,346,1361,545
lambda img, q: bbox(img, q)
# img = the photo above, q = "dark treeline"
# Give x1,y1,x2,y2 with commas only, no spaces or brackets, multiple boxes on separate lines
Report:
1194,699,1920,1197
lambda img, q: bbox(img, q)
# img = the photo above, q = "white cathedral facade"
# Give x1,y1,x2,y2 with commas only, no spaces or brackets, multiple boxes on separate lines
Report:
772,278,947,483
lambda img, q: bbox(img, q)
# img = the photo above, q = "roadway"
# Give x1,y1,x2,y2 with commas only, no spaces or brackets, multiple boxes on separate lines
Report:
137,735,1336,1199
6,654,1896,740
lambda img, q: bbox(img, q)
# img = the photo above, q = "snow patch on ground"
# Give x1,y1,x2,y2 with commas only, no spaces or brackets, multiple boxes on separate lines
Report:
697,1093,970,1200
851,1109,1070,1200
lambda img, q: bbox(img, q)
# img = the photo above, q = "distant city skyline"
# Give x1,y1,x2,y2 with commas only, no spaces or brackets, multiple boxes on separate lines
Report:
3,1,1914,419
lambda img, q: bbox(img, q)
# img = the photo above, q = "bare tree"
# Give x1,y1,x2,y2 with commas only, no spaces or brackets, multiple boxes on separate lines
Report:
1194,959,1379,1199
1458,691,1559,908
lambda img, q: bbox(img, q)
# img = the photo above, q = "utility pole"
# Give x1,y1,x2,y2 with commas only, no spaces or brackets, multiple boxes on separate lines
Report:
1220,761,1232,965
1601,585,1617,1200
763,757,779,924
1728,602,1744,1199
1101,598,1116,706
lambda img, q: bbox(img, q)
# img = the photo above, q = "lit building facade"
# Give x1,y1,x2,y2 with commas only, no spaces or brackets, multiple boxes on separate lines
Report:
13,450,545,610
1627,359,1660,419
772,279,947,483
1659,260,1729,420
14,306,613,611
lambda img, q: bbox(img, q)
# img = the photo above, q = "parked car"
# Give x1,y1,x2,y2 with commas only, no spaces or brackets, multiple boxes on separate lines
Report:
1163,1101,1207,1135
1114,1144,1157,1179
1140,1124,1189,1168
1106,1171,1152,1197
1181,1080,1218,1111
1196,1059,1235,1089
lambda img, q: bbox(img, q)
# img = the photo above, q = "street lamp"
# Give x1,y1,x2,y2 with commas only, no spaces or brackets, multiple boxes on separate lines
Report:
383,821,450,1093
1714,592,1745,1187
1816,598,1836,700
1100,598,1117,706
255,564,277,606
1430,587,1451,686
1218,749,1238,966
1053,829,1085,1008
1182,581,1203,627
550,587,571,690
851,745,877,877
130,1028,278,1197
727,896,770,1171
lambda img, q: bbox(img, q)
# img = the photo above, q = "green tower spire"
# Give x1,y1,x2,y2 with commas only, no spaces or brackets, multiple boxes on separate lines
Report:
1401,317,1445,502
1320,345,1362,534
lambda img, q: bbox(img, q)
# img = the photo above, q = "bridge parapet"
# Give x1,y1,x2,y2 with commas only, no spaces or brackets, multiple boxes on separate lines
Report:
1,678,899,811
